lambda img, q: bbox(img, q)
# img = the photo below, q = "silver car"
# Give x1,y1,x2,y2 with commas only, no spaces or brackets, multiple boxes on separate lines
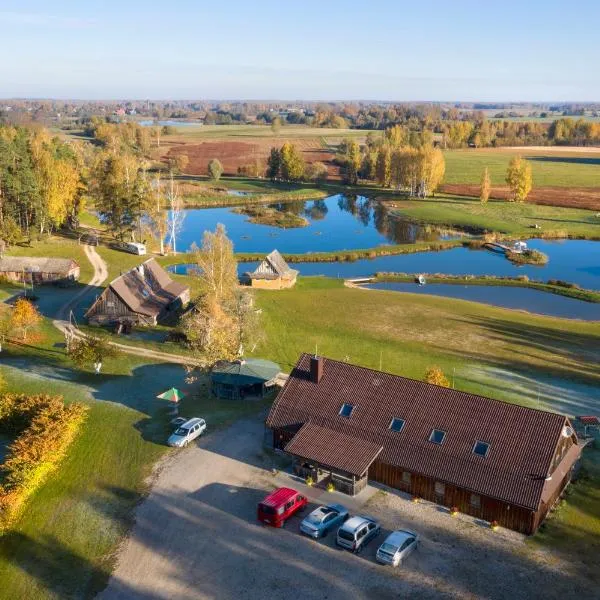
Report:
376,530,419,566
336,515,380,553
299,504,349,538
167,418,206,447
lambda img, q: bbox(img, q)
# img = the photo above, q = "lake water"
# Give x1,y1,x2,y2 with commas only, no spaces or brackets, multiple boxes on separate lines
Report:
365,282,600,321
176,194,459,253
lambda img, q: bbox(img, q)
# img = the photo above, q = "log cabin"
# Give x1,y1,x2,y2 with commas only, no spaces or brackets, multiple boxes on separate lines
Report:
242,249,298,289
0,257,80,284
85,258,190,326
266,353,581,534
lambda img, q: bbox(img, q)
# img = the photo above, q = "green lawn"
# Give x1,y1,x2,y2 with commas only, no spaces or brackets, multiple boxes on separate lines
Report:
388,194,600,237
444,148,600,188
254,278,600,411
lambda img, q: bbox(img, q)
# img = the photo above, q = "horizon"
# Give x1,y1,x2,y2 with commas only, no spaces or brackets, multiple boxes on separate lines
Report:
2,0,599,101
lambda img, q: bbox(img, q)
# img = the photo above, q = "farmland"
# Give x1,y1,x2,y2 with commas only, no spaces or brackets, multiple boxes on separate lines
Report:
442,148,600,210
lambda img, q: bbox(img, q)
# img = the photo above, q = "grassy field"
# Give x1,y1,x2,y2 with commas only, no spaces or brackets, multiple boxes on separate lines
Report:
444,148,600,188
255,277,600,408
386,194,600,237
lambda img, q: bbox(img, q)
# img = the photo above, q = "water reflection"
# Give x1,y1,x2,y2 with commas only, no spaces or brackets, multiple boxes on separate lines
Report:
176,194,459,253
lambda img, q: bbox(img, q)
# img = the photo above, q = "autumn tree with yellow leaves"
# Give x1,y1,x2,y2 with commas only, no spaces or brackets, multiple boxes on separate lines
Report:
10,298,42,341
506,156,533,202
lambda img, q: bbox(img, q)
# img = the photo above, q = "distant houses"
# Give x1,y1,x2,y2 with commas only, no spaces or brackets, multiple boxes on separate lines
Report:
85,258,190,327
243,249,298,289
0,257,80,284
266,353,581,534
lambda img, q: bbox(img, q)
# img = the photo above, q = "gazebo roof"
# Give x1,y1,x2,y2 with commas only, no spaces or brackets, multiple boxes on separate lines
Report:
211,358,281,386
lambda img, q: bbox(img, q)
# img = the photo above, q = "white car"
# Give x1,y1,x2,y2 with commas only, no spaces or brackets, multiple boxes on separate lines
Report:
167,418,206,447
376,530,419,566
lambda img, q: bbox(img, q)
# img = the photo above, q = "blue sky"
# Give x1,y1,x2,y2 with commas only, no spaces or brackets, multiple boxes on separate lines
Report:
1,0,599,101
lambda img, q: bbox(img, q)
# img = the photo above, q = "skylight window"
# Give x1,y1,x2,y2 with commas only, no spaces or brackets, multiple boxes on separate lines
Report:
473,441,490,457
339,403,354,418
389,418,405,432
429,429,446,444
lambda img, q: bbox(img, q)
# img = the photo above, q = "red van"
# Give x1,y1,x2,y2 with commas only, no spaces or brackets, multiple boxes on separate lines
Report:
257,487,307,527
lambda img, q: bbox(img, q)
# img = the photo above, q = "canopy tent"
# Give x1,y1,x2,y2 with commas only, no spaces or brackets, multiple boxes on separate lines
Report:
157,387,185,403
211,358,280,399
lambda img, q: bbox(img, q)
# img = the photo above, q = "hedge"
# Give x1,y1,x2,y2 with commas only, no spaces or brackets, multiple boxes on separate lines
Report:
0,394,88,533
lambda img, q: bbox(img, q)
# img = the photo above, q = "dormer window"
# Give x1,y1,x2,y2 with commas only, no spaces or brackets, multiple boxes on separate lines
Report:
389,418,405,432
429,429,446,444
473,441,490,457
339,403,354,418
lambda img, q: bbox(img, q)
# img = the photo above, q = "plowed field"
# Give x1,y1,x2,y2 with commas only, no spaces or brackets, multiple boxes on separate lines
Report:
440,183,600,211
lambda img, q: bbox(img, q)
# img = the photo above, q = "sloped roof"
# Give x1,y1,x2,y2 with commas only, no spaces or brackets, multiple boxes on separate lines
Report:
285,422,383,477
0,256,78,274
96,258,189,318
267,353,580,510
249,249,298,280
211,358,280,385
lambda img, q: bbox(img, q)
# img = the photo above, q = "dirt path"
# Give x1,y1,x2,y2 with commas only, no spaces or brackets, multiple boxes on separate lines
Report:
53,241,204,367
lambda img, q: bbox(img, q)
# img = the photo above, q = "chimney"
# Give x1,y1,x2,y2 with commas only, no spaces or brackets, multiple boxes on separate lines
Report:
310,355,323,384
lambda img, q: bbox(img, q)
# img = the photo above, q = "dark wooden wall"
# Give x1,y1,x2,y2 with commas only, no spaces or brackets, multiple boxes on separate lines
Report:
86,288,154,325
369,460,536,534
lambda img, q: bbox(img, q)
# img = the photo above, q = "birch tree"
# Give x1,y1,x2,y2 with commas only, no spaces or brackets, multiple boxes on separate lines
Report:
166,174,185,253
480,167,491,203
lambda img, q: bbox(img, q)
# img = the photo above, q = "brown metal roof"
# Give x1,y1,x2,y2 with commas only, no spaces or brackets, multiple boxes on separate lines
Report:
267,354,579,510
249,249,298,279
284,422,383,478
106,258,188,317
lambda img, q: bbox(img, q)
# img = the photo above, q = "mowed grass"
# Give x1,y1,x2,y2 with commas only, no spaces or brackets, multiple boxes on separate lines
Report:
255,277,600,407
444,148,600,188
387,194,600,237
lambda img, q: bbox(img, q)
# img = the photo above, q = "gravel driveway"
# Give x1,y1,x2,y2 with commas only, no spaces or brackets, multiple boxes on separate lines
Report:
98,414,594,600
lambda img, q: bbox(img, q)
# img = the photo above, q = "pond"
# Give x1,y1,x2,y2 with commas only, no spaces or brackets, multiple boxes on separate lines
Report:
364,282,600,321
224,239,599,291
175,194,459,253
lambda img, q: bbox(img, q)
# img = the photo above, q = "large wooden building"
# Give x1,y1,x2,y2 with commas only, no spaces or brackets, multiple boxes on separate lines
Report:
0,257,80,284
242,249,298,289
85,258,190,326
266,353,581,534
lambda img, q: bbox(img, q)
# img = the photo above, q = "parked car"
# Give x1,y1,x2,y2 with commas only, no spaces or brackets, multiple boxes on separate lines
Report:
300,504,349,538
376,530,419,566
167,418,206,447
336,515,380,553
257,487,307,528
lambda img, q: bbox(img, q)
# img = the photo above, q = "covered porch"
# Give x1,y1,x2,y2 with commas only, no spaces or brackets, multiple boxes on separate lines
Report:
283,422,383,497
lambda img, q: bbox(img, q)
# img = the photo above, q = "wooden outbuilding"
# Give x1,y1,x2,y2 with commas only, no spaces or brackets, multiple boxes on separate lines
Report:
243,249,298,289
85,258,190,327
266,353,581,534
0,257,80,284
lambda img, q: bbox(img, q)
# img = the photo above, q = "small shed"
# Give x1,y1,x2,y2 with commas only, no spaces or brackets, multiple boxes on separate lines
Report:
0,257,80,284
243,249,298,289
211,358,281,399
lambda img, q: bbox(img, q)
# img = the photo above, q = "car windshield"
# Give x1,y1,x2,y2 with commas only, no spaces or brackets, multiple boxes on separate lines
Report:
259,504,276,515
174,427,189,436
379,542,398,554
338,529,355,541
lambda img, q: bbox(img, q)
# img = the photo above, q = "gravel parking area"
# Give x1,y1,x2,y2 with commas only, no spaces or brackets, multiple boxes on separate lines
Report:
100,414,594,600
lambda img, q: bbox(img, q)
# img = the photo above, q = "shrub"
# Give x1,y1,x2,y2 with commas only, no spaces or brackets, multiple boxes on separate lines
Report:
424,366,450,388
0,394,88,533
326,481,335,492
305,475,314,487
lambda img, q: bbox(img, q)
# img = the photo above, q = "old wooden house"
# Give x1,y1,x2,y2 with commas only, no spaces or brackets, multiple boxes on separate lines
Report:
243,249,298,289
85,258,190,326
0,257,80,284
266,353,581,534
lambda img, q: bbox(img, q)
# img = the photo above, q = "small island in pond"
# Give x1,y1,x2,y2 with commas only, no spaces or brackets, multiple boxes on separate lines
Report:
232,205,309,229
